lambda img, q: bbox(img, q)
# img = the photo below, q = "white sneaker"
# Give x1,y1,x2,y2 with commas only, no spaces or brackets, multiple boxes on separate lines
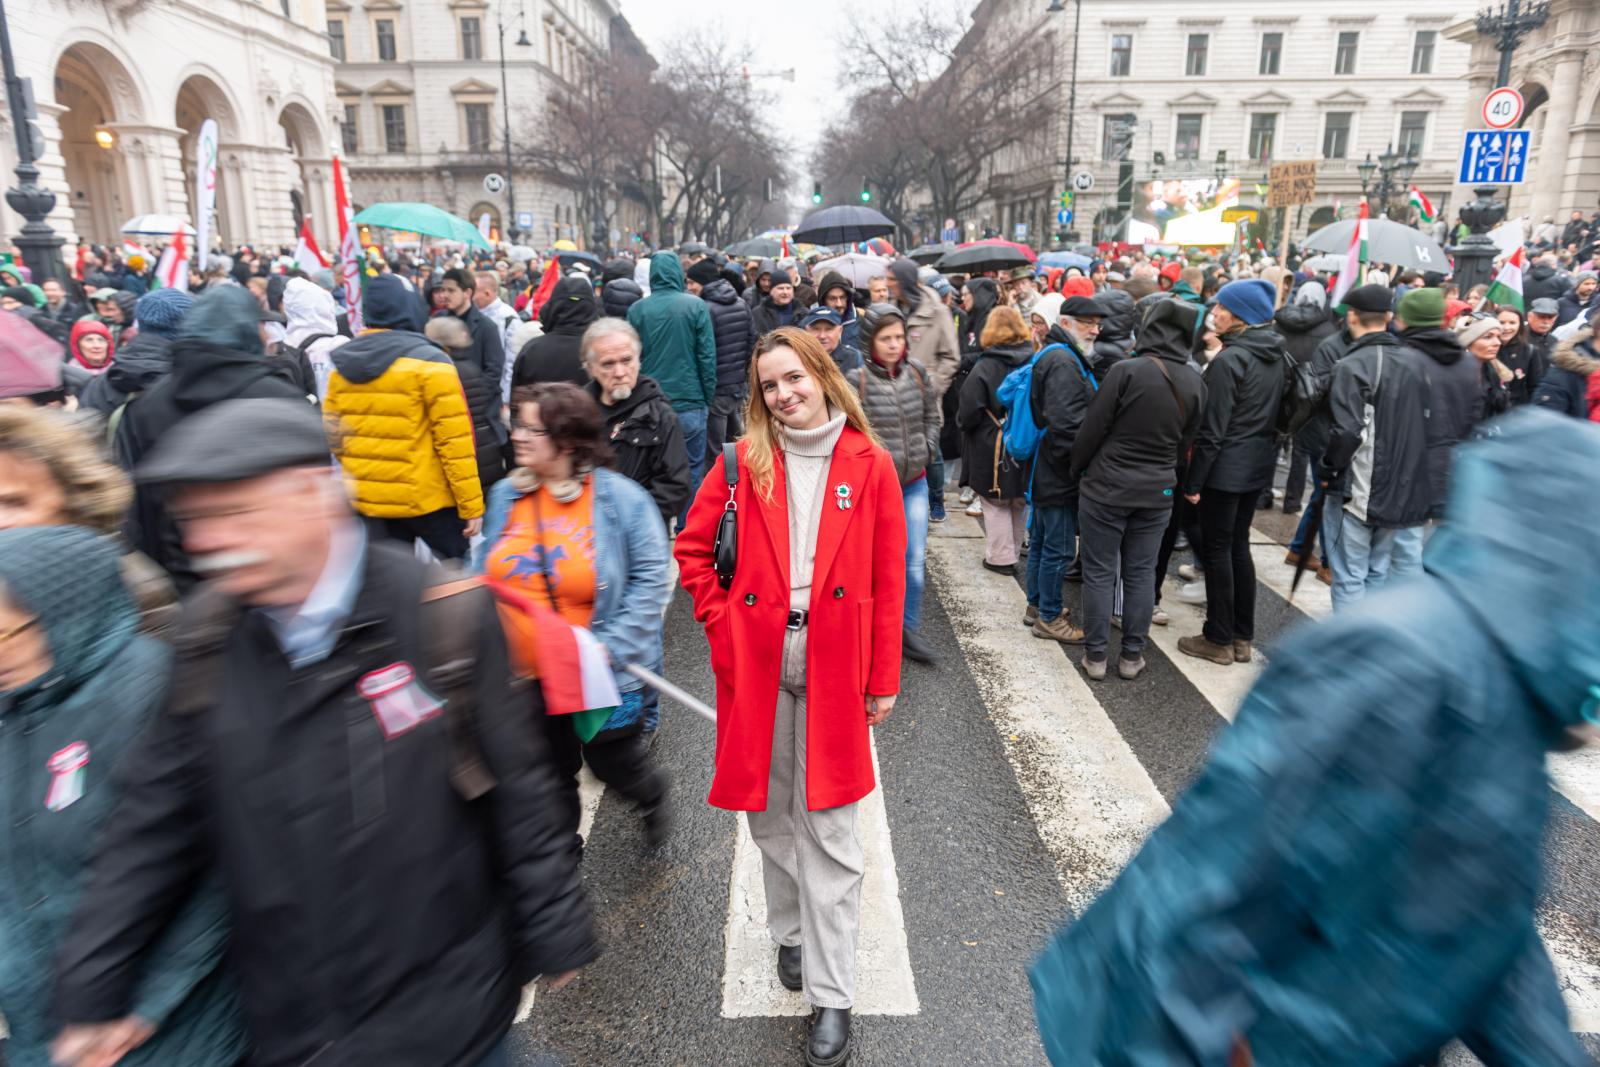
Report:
1174,579,1207,605
1152,607,1170,626
965,499,983,517
959,487,975,504
1177,563,1200,581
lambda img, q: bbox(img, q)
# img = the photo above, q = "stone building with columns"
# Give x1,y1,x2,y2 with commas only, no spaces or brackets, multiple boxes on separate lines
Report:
0,0,340,253
1446,1,1600,225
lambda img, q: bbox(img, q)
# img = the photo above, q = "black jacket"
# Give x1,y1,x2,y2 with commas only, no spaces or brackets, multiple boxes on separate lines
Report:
1522,264,1569,306
957,341,1033,500
1321,330,1432,528
585,375,690,527
55,544,599,1067
1028,325,1099,508
602,279,643,319
1497,336,1548,406
1088,288,1137,380
1071,301,1206,509
77,331,175,416
454,302,507,396
512,277,600,389
1532,328,1599,419
962,279,1000,355
700,278,755,396
751,294,802,335
1399,326,1484,518
1298,325,1357,461
1184,326,1287,495
452,348,508,492
1274,304,1338,369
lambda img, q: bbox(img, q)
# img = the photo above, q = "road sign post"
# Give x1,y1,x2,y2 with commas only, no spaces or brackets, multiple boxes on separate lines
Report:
1071,170,1095,193
1459,130,1531,185
483,172,506,195
1482,87,1525,130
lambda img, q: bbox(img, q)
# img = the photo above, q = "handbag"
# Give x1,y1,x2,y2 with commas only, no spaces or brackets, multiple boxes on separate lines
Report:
714,442,739,589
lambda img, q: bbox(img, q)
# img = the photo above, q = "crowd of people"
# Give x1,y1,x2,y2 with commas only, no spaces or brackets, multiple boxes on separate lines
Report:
1,202,1599,1067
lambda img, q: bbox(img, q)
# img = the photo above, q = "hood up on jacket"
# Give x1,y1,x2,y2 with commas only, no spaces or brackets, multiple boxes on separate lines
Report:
601,258,635,285
0,525,135,699
362,273,426,333
166,285,307,411
101,331,173,396
1426,410,1600,728
1401,326,1466,367
178,285,264,356
1225,324,1287,363
814,271,858,320
700,277,741,307
1274,303,1332,336
539,276,602,334
68,319,114,372
1135,298,1203,362
890,258,922,312
283,277,341,344
603,279,644,317
648,254,687,295
1093,288,1137,349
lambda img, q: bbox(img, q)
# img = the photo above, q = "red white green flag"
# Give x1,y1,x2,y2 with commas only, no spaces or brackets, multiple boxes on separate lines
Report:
1330,198,1369,307
1408,186,1435,223
1485,246,1525,312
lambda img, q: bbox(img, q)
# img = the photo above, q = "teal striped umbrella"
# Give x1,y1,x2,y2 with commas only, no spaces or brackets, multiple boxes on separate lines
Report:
352,202,490,249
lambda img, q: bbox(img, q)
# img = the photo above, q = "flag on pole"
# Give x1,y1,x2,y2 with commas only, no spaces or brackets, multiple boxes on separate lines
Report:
122,239,151,264
488,581,621,743
1485,246,1525,312
294,218,328,270
1408,186,1435,223
154,229,189,291
332,156,363,332
1330,199,1369,308
780,233,791,259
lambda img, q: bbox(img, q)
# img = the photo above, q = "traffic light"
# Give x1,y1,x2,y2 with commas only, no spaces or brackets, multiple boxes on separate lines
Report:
812,181,823,205
860,177,871,203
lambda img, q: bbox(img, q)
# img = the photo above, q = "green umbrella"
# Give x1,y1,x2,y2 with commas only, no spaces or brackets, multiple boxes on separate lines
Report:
352,202,490,250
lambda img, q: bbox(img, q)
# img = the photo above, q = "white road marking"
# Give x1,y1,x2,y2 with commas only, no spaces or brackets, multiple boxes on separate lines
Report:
720,738,919,1017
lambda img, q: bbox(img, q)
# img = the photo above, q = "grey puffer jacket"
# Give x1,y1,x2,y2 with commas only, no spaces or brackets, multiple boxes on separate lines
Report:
850,356,939,486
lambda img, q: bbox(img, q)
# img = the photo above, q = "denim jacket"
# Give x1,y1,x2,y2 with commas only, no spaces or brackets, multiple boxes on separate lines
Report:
473,467,671,697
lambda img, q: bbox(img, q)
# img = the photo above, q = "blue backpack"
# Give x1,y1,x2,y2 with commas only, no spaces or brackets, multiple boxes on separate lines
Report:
995,343,1096,461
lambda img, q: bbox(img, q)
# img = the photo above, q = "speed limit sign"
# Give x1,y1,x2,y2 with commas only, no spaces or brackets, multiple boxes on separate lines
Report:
1482,87,1524,130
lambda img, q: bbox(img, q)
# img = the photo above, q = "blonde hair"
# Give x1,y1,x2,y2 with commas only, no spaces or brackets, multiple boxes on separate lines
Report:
0,406,132,532
742,327,879,503
980,306,1031,348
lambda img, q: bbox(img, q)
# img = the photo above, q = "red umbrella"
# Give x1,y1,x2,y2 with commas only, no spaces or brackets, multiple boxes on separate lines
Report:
0,310,65,398
957,238,1037,263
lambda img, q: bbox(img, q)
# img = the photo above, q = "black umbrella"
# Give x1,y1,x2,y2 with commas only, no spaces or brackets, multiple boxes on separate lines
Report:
790,205,896,247
679,241,710,255
907,241,956,265
556,249,603,270
726,238,783,259
935,241,1033,274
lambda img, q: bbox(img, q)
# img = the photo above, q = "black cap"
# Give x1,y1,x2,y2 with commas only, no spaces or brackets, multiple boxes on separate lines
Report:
1343,283,1393,314
686,259,722,286
1060,295,1105,319
137,398,330,485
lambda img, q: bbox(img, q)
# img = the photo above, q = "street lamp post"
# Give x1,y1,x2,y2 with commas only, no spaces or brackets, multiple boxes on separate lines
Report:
497,2,531,244
0,0,63,282
1356,144,1419,220
1047,0,1081,241
1476,0,1549,89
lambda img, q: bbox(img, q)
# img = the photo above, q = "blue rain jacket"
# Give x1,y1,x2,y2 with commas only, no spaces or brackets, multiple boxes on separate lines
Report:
1032,410,1599,1067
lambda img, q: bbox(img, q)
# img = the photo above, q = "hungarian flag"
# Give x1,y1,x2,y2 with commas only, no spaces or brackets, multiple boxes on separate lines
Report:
1330,199,1369,308
488,581,620,742
121,239,151,265
154,229,188,291
294,218,328,270
1485,246,1525,312
780,233,791,259
332,156,364,331
1408,186,1435,223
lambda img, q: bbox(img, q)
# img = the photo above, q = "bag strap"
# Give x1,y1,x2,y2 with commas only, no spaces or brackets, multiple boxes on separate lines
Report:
1147,355,1186,423
419,567,496,802
723,442,739,489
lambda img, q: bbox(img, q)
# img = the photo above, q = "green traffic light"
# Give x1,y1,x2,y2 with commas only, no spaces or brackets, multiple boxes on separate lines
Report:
813,193,823,204
860,190,871,202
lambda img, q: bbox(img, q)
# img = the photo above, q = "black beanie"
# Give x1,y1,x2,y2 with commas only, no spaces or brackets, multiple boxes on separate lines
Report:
686,259,722,286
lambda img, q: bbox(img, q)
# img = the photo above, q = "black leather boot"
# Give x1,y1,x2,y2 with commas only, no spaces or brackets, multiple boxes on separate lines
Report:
806,1007,851,1066
777,944,802,991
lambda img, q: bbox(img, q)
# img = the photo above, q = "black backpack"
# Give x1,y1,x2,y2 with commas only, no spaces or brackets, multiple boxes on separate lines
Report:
1276,345,1321,439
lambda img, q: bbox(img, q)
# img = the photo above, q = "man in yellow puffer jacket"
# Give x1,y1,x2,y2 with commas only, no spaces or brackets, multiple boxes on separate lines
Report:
324,274,484,559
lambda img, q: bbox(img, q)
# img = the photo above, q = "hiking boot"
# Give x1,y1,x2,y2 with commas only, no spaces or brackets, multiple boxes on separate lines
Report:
1081,655,1107,681
1232,640,1253,663
1022,604,1039,627
1151,607,1170,627
1176,634,1233,665
1033,614,1085,645
1117,655,1147,680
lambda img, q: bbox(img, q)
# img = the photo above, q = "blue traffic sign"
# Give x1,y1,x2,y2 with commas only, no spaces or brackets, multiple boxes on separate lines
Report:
1459,129,1530,185
1056,209,1073,225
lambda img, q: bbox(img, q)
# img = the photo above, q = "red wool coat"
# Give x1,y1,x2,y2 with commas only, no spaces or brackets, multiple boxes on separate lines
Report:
675,425,907,812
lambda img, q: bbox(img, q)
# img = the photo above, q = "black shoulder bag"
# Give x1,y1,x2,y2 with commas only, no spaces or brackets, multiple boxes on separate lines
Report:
714,442,739,589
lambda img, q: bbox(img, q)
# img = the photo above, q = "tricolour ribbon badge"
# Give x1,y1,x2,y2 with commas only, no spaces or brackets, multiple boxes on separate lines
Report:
45,741,91,812
358,662,444,739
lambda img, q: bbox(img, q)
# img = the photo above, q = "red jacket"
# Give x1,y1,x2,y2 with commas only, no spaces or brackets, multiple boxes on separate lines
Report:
675,425,907,812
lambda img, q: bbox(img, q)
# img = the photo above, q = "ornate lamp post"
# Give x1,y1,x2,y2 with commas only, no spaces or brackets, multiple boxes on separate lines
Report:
0,0,63,282
497,1,531,243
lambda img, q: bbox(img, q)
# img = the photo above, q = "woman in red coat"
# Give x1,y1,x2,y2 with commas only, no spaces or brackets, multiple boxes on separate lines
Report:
677,326,906,1067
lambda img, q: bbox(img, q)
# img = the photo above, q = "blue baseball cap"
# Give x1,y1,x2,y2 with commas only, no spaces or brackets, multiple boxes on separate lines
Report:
802,305,843,328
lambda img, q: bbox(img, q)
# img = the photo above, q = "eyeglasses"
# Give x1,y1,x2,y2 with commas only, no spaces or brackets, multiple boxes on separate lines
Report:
510,421,548,437
0,618,36,645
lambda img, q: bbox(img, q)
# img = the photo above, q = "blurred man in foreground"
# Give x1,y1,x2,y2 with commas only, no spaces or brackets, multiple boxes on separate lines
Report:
1032,410,1598,1067
53,398,597,1067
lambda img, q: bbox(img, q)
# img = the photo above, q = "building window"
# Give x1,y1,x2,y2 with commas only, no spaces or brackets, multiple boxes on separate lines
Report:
1109,34,1132,77
461,17,482,61
382,104,406,153
327,19,346,61
1398,111,1428,155
464,103,492,153
1249,113,1277,161
1175,113,1202,160
1322,111,1351,159
341,103,358,155
1102,113,1135,160
1185,34,1208,77
376,19,397,62
1411,30,1436,74
1334,31,1359,75
1259,32,1282,75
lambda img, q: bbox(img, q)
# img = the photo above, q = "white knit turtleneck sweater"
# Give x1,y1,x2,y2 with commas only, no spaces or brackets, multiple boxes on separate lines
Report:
781,408,847,612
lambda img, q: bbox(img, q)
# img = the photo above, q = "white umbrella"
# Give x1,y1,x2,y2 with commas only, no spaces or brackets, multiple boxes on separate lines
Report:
507,245,538,263
120,214,195,238
1301,253,1347,273
812,253,890,289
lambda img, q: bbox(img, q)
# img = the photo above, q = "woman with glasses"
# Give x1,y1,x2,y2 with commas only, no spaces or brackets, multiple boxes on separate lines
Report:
473,382,673,852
